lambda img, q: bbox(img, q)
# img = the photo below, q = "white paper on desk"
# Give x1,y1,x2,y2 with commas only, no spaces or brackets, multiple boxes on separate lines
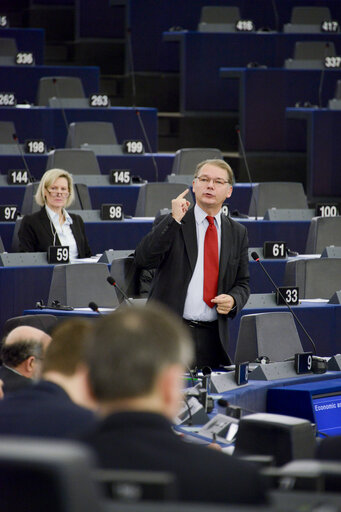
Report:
76,307,116,313
290,254,321,260
70,256,101,264
299,299,329,303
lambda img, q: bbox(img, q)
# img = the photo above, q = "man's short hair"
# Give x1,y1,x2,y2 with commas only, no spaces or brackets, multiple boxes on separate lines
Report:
1,340,43,368
85,303,194,402
194,159,234,185
42,318,93,376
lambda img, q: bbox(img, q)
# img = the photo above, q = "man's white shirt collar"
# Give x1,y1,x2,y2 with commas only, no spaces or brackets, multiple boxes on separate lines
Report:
194,204,222,228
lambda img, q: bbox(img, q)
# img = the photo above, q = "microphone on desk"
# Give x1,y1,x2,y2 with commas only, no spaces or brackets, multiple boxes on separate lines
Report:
318,42,330,109
251,251,317,355
217,398,258,419
235,125,257,220
52,77,69,133
88,301,102,315
107,276,133,305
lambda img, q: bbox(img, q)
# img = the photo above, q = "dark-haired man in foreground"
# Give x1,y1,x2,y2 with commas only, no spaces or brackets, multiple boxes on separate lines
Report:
82,304,267,505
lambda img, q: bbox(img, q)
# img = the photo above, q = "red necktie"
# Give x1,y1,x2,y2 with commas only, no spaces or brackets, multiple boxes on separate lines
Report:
203,216,219,308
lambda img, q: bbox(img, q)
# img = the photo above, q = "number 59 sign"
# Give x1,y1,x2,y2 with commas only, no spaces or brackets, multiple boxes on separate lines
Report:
48,246,70,264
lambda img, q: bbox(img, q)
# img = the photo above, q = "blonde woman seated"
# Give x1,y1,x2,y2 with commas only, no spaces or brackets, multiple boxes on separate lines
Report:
18,168,91,258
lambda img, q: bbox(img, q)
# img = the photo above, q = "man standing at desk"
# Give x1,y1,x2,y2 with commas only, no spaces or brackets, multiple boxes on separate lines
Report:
135,159,250,367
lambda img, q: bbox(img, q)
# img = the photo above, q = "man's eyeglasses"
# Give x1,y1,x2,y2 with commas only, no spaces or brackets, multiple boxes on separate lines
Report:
47,188,70,197
196,176,229,187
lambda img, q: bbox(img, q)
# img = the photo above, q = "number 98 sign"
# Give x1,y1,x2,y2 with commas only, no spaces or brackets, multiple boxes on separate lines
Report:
101,204,123,221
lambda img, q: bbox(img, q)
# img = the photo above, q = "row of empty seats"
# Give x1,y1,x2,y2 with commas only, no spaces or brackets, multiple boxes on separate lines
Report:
198,6,340,33
0,120,123,156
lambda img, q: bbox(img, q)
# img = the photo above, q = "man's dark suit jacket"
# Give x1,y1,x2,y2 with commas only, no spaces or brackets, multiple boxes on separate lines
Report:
82,411,267,505
0,380,97,439
18,206,91,258
0,365,32,393
134,208,250,356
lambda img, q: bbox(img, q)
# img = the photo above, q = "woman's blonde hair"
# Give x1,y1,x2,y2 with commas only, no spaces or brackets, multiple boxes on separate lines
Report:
35,168,75,208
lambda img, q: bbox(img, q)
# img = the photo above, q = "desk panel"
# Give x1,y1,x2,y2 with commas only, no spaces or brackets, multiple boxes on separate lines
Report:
0,106,158,153
0,265,53,335
222,373,341,414
165,32,341,113
220,68,341,152
0,217,310,254
0,65,99,104
0,153,173,182
287,108,341,200
0,182,253,218
0,27,44,65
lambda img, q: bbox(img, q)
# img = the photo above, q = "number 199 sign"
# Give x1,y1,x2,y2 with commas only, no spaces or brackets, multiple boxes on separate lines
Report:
123,140,144,154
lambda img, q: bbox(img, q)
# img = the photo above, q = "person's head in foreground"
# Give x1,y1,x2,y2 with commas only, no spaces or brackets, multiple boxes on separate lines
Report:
85,302,193,419
1,325,51,380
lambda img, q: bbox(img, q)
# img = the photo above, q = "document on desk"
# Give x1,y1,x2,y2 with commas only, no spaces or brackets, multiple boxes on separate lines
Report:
76,308,116,313
299,299,329,303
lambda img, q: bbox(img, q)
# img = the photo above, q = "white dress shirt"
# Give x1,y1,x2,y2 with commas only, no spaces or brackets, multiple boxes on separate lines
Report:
183,204,222,321
45,205,79,259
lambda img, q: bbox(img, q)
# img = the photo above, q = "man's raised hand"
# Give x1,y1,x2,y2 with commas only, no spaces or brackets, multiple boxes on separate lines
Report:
171,189,190,222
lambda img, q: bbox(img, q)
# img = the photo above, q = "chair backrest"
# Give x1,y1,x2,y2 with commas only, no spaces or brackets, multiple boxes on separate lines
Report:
0,37,17,56
46,149,101,175
36,76,85,106
305,216,341,254
290,6,331,24
198,6,241,32
0,121,16,144
234,312,303,363
48,98,89,109
20,182,91,215
0,438,102,512
2,314,58,337
294,41,336,60
171,148,223,175
110,257,141,300
285,41,336,68
11,217,23,252
48,263,119,308
234,413,315,466
199,6,240,24
284,258,341,299
248,182,308,217
66,122,118,147
135,183,193,217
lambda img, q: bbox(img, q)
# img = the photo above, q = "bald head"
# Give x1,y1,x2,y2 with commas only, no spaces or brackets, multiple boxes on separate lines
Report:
1,326,52,379
5,326,51,349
